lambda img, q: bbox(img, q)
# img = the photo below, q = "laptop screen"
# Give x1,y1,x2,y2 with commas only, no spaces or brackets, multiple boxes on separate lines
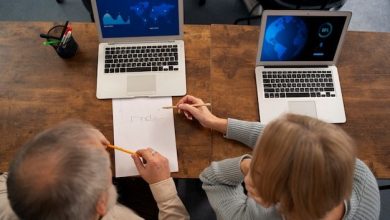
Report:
260,15,347,62
96,0,180,38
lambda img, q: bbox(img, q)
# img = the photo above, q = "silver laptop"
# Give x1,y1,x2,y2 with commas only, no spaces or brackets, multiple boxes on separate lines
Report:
255,10,352,123
92,0,186,99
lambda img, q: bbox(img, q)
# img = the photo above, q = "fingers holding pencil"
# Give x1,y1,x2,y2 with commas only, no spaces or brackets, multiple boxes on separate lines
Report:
162,103,211,109
175,95,228,133
107,145,171,184
131,148,171,184
176,95,202,109
175,95,213,125
175,95,208,120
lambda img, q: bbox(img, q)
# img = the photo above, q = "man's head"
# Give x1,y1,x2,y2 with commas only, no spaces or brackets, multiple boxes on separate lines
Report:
7,120,117,220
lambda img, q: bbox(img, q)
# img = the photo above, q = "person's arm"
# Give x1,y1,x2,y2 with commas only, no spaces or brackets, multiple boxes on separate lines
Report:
176,95,265,148
102,204,144,220
0,173,19,220
149,178,189,220
132,148,189,220
200,156,281,220
346,159,380,219
225,118,265,148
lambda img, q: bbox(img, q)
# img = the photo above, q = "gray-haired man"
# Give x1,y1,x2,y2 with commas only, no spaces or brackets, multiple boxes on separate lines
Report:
0,120,189,220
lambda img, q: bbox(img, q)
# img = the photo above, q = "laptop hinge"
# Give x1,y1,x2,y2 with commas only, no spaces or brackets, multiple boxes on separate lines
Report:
264,65,330,68
107,40,177,45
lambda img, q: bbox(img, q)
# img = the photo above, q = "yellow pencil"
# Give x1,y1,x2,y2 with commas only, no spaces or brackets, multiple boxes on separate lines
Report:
162,103,211,109
106,144,137,155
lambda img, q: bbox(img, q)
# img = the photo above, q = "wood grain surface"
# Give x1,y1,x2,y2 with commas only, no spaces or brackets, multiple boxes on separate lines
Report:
0,22,389,178
337,31,390,178
172,25,211,178
210,25,260,161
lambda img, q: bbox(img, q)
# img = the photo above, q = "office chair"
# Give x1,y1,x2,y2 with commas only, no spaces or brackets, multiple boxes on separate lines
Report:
81,0,94,22
199,0,206,6
260,0,346,10
380,185,390,190
234,0,347,25
55,0,94,21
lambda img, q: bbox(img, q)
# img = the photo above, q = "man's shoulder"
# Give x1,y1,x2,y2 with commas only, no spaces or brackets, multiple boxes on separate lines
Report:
0,173,19,220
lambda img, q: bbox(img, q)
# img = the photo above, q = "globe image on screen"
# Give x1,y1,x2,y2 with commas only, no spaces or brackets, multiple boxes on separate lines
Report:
263,16,308,61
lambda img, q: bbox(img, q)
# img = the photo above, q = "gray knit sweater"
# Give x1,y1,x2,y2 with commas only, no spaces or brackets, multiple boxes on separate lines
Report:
200,119,380,220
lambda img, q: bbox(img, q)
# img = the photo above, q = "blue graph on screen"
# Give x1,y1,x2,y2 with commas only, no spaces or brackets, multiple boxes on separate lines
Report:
97,0,179,38
103,12,130,25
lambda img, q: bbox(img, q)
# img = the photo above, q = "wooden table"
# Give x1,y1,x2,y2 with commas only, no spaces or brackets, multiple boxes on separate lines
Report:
0,22,389,178
209,25,390,178
0,22,211,178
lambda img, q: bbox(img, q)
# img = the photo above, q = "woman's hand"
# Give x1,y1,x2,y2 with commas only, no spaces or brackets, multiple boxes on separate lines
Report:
176,95,227,133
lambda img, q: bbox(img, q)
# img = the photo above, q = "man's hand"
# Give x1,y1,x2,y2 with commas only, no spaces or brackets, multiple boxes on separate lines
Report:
131,148,171,184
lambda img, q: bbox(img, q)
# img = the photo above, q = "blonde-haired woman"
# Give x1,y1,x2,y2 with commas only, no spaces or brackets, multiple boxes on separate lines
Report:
176,95,380,220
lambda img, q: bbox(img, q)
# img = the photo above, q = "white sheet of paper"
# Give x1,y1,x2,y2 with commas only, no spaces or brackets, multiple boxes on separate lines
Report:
112,97,178,177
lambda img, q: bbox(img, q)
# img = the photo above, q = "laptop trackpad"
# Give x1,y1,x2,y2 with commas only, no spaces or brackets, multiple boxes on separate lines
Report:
127,75,156,94
288,101,318,118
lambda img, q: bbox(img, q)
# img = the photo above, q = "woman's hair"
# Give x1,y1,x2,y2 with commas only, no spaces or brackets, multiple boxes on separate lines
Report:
250,114,356,219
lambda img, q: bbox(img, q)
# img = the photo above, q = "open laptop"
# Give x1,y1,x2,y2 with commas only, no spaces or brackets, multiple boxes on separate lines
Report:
91,0,186,99
255,10,352,123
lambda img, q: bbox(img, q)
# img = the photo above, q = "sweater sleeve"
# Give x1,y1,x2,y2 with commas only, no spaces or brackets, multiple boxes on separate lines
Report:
103,204,144,220
345,159,380,220
199,156,282,220
225,118,265,149
149,177,190,220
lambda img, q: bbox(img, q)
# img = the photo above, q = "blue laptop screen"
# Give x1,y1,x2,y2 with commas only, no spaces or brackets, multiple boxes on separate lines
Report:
96,0,179,38
260,15,347,62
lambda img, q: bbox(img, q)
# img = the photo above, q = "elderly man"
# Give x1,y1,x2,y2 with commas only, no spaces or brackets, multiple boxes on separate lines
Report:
0,120,189,220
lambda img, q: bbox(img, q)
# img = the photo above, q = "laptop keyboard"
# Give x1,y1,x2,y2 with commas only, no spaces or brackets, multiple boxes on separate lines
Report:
262,70,336,98
104,45,179,73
